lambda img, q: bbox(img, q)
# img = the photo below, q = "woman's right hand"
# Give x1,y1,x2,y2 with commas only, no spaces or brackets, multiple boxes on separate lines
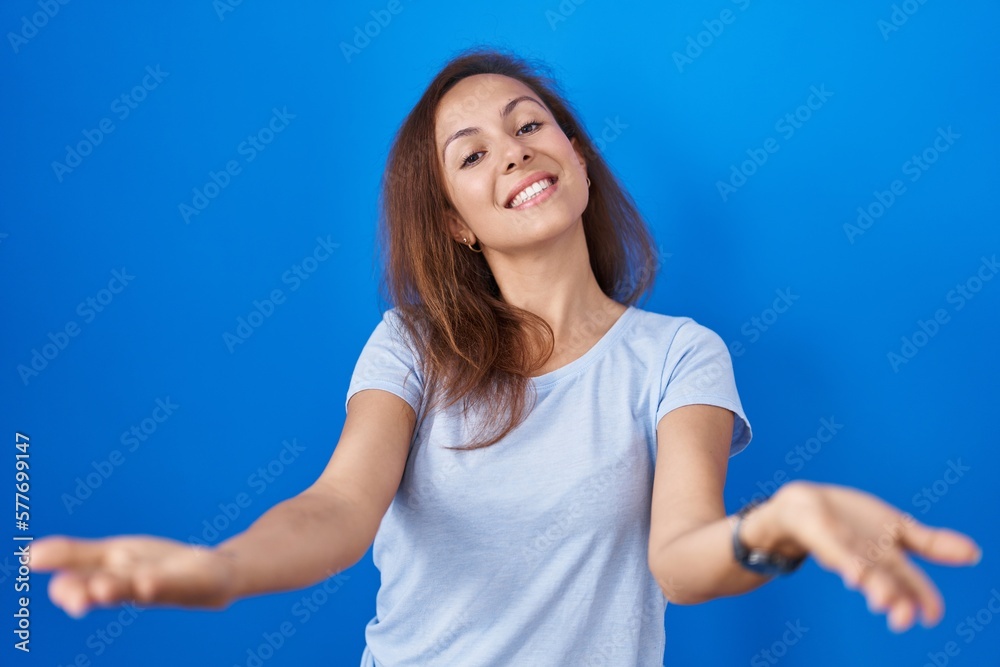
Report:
30,534,239,618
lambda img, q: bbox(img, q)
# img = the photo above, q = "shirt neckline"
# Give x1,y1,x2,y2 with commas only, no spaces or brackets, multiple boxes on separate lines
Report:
530,304,638,388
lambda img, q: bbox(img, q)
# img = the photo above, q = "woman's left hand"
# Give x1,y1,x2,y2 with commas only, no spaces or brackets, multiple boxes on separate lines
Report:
747,480,982,633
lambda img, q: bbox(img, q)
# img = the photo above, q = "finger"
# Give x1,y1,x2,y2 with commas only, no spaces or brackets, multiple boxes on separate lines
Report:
859,560,904,615
87,570,137,608
901,522,981,565
32,536,109,572
120,562,204,609
855,561,917,634
887,596,918,633
861,549,937,633
864,550,924,632
49,571,93,618
888,553,945,627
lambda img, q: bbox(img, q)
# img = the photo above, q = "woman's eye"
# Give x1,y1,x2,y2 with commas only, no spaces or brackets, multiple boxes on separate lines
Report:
461,151,485,167
459,122,542,169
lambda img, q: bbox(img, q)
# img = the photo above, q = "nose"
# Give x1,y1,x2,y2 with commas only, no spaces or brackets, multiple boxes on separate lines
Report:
506,155,530,171
501,135,533,171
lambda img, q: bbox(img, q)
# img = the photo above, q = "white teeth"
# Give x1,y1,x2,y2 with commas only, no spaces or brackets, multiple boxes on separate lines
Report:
508,178,554,207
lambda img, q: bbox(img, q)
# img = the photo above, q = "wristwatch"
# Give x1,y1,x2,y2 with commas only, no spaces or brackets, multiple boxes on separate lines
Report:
732,495,807,576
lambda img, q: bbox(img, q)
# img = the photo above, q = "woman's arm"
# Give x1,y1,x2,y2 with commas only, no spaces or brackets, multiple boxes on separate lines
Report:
648,488,800,604
648,404,981,632
216,388,416,601
32,389,415,617
648,404,772,604
214,487,374,600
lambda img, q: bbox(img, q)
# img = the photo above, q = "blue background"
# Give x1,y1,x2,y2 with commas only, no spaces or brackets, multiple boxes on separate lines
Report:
2,1,998,665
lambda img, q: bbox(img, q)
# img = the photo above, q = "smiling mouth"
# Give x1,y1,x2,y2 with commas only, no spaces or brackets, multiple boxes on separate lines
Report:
505,177,558,208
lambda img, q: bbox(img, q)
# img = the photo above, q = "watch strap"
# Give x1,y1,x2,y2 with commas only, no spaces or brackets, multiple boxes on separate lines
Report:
732,496,807,576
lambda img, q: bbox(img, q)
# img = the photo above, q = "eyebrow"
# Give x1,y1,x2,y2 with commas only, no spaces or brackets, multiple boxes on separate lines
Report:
440,95,546,162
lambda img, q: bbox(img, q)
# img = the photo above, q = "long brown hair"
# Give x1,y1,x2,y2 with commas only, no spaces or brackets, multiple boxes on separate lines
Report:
376,46,659,450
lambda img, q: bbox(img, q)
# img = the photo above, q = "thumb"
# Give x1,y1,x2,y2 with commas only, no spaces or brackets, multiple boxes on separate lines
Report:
903,522,981,565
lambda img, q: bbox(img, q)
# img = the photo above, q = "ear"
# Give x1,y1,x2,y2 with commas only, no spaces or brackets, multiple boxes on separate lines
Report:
445,210,469,242
570,135,588,172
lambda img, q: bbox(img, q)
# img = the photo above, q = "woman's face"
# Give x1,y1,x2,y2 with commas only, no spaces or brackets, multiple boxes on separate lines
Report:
434,74,589,255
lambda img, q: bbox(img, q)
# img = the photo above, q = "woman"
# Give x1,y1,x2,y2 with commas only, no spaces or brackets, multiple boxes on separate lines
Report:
32,47,981,666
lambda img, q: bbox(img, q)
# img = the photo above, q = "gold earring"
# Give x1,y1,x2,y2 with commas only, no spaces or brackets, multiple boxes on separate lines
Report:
461,236,482,253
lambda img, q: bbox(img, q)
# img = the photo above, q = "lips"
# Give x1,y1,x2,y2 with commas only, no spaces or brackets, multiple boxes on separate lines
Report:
504,172,558,208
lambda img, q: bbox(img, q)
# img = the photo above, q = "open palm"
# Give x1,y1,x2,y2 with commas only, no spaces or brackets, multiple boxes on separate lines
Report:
30,534,237,618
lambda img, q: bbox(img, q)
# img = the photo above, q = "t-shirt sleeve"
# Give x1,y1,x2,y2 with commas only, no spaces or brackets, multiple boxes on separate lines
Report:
344,308,424,419
654,318,752,457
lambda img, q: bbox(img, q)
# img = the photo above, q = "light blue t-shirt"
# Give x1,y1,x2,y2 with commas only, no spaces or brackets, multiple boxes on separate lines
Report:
345,304,752,667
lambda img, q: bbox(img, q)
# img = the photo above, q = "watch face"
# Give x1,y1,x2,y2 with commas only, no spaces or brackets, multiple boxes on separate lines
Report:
745,548,804,575
744,553,781,575
732,499,803,577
